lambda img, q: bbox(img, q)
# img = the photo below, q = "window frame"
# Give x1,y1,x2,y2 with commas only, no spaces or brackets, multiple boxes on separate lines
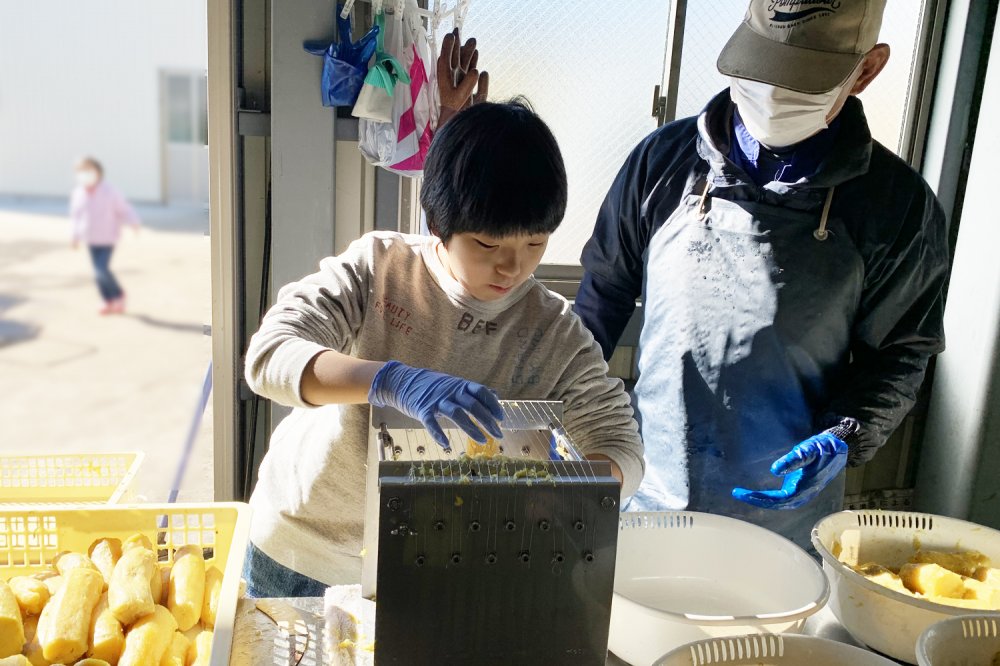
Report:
394,1,946,280
532,0,945,290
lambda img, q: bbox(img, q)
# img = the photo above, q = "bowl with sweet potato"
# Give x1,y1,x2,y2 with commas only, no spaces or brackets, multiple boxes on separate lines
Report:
811,510,1000,664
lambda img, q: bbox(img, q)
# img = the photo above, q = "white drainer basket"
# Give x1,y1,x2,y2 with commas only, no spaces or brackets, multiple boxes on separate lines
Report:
814,510,1000,663
856,512,935,530
688,635,783,664
917,614,1000,666
961,616,1000,638
620,511,697,530
655,634,898,665
610,511,827,666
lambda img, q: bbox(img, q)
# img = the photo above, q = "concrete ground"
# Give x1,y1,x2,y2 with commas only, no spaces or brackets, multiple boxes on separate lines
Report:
0,197,214,503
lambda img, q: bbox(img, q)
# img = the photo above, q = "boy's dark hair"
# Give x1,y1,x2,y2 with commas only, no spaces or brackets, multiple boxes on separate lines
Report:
421,99,567,243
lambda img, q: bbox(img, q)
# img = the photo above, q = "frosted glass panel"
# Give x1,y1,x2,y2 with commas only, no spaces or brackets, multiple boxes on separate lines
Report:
675,0,927,154
673,2,746,120
442,0,927,266
859,1,925,153
444,1,672,265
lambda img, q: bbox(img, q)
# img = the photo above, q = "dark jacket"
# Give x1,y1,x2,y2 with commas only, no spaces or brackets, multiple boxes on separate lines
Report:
575,90,948,545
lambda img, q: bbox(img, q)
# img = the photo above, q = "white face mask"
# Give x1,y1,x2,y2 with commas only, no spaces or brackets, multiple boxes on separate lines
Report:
76,169,99,188
729,77,846,149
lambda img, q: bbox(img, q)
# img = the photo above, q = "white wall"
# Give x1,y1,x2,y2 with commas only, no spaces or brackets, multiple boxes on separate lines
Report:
0,1,207,202
915,11,1000,526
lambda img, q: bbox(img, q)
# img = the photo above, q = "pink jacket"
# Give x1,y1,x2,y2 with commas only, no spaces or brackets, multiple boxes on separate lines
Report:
69,182,140,245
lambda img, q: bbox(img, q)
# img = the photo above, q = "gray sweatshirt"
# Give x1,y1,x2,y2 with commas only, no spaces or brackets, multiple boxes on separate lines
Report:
245,232,643,585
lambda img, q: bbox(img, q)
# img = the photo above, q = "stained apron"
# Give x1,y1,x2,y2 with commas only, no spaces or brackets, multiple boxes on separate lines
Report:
626,175,863,550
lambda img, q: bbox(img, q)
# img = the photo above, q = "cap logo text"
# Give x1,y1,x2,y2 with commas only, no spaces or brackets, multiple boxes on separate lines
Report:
768,0,840,24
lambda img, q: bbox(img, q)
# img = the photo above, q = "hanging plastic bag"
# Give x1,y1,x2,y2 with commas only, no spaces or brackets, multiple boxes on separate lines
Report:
303,4,379,107
358,0,438,176
352,11,410,123
385,0,438,176
357,8,406,162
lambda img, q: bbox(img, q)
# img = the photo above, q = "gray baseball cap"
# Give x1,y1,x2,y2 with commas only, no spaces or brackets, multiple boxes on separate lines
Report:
717,0,887,94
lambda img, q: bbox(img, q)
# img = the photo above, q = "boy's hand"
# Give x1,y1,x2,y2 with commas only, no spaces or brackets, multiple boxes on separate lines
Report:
368,360,503,449
437,28,489,127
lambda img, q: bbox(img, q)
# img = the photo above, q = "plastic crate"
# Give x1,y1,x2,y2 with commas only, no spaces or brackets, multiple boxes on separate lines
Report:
0,452,144,504
0,502,251,665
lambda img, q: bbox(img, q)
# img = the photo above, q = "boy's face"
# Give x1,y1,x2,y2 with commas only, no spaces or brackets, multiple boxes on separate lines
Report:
439,232,549,301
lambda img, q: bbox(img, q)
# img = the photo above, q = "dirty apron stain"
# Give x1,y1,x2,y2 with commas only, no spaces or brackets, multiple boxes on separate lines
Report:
628,177,864,550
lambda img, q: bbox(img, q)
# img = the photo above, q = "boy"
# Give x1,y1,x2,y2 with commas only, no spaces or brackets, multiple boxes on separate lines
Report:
243,100,644,597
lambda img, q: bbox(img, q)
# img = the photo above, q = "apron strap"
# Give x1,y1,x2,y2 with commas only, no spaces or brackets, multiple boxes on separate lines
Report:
813,187,836,241
695,178,712,221
697,181,836,237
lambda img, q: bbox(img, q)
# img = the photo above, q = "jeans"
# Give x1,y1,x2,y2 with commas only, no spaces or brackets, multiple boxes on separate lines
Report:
88,245,124,301
242,542,327,598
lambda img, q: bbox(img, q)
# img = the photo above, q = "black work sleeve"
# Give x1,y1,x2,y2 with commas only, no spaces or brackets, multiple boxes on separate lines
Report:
574,273,637,361
575,142,652,360
823,180,949,466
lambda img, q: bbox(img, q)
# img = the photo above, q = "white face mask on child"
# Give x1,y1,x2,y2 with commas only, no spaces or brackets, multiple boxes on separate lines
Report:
729,77,846,149
76,170,99,188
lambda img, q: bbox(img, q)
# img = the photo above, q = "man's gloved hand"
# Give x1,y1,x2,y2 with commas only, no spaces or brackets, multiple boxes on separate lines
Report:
731,433,848,510
368,361,503,450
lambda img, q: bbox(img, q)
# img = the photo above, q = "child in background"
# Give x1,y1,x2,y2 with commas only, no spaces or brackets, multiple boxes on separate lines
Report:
70,157,140,314
242,100,645,597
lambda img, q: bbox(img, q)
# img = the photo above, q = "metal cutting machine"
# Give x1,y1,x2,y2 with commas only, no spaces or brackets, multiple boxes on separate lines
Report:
361,400,621,665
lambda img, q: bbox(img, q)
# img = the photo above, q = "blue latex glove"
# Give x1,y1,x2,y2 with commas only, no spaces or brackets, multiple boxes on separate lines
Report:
368,361,504,450
332,6,379,68
303,5,380,107
731,433,848,510
548,433,561,461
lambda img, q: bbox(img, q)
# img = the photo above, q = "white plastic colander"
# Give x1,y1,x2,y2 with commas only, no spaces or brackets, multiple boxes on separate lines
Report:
917,614,1000,666
653,633,898,665
812,510,1000,664
609,512,828,666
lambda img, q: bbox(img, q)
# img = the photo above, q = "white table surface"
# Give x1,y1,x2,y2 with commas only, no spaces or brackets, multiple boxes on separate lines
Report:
230,596,906,665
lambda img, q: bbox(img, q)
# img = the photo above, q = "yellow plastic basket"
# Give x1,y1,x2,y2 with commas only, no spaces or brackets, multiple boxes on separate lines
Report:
0,502,251,665
0,452,144,504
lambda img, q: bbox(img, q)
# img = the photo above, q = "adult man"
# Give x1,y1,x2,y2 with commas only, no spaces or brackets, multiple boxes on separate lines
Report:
575,0,950,548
